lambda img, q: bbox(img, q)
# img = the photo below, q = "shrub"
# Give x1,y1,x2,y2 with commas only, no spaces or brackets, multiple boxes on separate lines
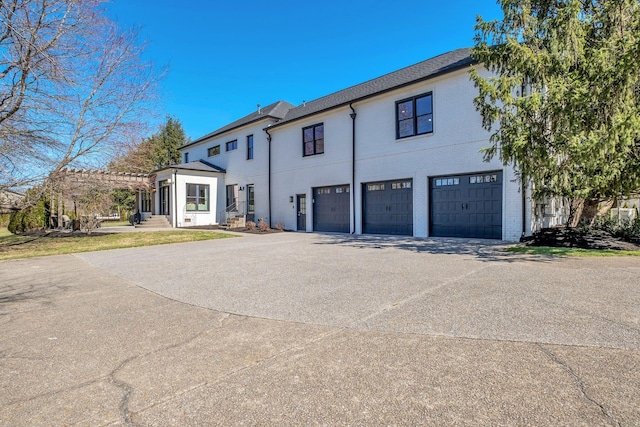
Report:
275,221,284,231
246,221,256,231
8,203,46,234
591,215,640,241
258,220,270,232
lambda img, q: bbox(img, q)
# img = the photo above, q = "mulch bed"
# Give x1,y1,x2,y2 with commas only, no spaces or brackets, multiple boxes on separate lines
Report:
521,227,640,251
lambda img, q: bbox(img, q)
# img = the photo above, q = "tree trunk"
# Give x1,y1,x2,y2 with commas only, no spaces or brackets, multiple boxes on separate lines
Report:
578,199,601,226
567,198,584,228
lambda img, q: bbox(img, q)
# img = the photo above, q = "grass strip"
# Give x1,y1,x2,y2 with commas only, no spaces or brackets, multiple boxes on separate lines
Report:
0,230,235,261
506,245,640,257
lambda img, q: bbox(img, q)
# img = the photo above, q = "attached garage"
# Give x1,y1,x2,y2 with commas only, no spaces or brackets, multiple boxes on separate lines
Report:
313,185,350,233
363,179,413,236
430,172,502,239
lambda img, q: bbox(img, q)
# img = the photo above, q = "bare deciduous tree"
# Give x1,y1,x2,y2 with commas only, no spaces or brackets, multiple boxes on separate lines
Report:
0,0,158,192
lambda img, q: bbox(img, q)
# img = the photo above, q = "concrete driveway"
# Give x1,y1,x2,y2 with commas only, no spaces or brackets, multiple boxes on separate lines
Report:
1,232,639,426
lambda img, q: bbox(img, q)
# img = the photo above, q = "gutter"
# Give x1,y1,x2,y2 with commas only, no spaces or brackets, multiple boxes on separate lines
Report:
173,169,178,228
521,179,527,239
349,103,357,234
265,126,272,228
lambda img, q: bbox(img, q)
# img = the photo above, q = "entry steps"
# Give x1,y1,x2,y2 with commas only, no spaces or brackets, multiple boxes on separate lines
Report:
135,215,171,229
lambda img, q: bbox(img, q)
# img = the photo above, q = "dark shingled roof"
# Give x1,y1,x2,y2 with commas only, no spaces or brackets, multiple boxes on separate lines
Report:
182,100,295,149
271,48,474,128
156,159,226,174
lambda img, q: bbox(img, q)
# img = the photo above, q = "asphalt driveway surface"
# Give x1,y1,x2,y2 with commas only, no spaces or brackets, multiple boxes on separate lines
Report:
1,232,639,426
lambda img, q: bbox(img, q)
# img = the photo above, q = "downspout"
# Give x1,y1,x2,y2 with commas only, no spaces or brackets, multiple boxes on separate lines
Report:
521,179,526,239
265,126,272,228
173,169,178,228
349,103,357,234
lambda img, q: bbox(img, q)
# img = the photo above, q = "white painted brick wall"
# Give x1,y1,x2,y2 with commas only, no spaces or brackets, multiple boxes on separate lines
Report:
269,68,526,240
181,118,277,223
176,67,528,240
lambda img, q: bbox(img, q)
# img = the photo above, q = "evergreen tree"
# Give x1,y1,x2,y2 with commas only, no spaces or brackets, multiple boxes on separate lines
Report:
471,0,640,223
110,116,189,173
151,117,187,169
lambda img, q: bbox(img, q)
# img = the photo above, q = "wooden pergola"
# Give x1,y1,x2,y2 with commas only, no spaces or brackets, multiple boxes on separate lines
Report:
50,168,156,226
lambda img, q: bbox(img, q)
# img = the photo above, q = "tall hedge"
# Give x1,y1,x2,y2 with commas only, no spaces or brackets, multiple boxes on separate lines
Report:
7,198,47,234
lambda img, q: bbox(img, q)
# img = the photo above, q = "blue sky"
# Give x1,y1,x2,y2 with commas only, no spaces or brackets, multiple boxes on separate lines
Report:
105,1,502,141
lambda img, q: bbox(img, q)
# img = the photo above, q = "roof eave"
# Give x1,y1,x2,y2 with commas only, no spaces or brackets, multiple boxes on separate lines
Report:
180,114,282,150
268,59,476,130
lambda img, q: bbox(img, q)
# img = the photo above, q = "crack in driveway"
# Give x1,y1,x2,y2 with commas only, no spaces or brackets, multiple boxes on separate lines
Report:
537,344,621,427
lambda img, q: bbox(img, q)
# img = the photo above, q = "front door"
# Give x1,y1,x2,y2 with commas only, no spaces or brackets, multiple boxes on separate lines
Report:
246,184,255,222
159,181,170,215
297,194,306,231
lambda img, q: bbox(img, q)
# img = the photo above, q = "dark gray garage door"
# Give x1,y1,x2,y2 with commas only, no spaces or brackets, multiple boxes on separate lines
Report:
313,185,350,233
430,172,502,239
363,179,413,236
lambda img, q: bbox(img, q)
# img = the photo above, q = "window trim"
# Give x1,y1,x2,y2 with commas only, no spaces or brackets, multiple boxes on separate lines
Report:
208,145,220,157
302,123,324,157
395,92,433,139
247,134,254,160
184,152,189,163
185,183,210,212
226,140,238,151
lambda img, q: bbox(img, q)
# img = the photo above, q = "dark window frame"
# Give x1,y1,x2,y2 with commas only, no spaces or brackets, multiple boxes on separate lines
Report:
184,152,189,163
247,134,254,160
185,183,210,212
226,140,238,151
302,123,324,157
208,145,220,157
396,92,433,139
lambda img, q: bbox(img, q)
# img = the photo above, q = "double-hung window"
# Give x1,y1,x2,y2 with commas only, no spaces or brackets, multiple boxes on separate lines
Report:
247,135,254,160
226,140,237,151
396,92,433,138
186,184,209,211
303,123,324,156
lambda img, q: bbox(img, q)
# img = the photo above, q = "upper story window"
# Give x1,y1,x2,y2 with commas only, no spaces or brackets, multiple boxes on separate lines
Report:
396,92,433,139
184,152,189,163
303,123,324,157
247,135,254,160
208,145,220,157
226,140,238,151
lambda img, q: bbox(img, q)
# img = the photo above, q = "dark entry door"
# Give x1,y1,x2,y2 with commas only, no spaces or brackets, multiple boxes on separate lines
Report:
363,179,413,235
313,185,350,233
297,194,306,231
430,172,502,239
246,184,255,222
159,181,170,215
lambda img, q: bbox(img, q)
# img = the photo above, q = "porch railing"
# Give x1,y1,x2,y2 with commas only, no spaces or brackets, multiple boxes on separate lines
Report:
220,199,246,225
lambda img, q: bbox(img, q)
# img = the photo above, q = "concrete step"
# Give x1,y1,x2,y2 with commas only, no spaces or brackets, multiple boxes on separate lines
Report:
135,215,171,228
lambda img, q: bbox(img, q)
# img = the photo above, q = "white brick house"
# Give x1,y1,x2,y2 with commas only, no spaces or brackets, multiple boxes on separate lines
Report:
149,48,545,241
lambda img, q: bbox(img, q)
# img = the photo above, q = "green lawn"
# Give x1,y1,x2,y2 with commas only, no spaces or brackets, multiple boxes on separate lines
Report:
506,245,640,257
0,228,236,261
99,220,132,227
